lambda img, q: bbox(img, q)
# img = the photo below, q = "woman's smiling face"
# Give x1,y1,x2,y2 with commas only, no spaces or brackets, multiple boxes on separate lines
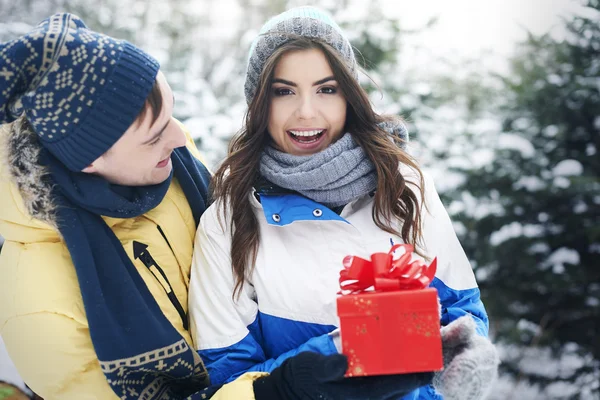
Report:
267,48,347,156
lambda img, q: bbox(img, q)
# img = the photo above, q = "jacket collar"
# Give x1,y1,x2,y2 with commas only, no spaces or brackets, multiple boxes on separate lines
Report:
3,118,57,228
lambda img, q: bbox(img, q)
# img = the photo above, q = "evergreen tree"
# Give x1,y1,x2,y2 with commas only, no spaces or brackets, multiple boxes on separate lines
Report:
451,1,600,396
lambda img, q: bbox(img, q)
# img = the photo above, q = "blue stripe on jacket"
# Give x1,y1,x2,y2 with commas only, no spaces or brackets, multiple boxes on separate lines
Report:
198,312,338,385
431,277,489,336
260,193,348,225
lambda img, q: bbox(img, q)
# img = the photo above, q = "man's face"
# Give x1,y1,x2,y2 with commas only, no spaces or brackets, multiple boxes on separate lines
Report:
83,71,186,186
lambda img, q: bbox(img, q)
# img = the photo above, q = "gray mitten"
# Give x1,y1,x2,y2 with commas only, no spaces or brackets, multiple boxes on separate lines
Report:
433,316,500,400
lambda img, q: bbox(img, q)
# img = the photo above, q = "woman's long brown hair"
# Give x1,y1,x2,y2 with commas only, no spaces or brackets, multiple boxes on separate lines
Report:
212,37,425,298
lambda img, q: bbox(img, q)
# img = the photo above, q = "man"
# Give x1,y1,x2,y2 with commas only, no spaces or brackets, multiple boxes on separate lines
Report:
0,12,263,399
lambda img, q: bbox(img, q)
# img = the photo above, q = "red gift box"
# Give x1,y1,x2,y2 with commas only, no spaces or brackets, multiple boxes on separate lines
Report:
336,244,443,377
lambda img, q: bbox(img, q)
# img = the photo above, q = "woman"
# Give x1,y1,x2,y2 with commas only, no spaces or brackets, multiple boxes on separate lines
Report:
189,6,499,400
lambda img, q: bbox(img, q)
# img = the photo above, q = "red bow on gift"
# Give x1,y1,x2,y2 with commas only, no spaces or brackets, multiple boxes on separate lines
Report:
339,244,437,294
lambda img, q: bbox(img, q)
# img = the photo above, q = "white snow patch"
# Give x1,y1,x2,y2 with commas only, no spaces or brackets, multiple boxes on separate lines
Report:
545,381,585,398
528,242,550,254
471,117,502,134
506,342,591,381
460,192,505,219
586,296,599,307
538,212,550,222
447,200,465,215
552,176,571,189
589,243,600,253
413,82,432,96
517,319,542,335
552,159,583,176
490,222,544,246
427,168,466,193
512,117,531,130
513,176,546,191
471,148,495,168
547,74,564,86
543,125,560,137
574,201,588,214
452,221,467,236
498,134,535,158
474,263,495,282
495,341,600,399
543,247,580,271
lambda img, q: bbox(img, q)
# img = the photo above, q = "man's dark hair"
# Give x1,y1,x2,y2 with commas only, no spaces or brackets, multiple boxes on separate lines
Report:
137,80,163,125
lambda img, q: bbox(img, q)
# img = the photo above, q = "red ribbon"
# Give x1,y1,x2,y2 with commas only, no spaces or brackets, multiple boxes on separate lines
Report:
339,244,437,294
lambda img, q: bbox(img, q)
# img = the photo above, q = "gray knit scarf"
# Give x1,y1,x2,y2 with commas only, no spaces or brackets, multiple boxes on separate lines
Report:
259,133,377,207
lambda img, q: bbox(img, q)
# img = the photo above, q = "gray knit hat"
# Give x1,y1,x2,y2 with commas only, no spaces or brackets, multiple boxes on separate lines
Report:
244,6,357,105
0,13,159,171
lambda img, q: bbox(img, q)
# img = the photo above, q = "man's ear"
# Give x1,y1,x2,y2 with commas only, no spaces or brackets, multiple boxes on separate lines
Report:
82,164,97,174
82,154,105,174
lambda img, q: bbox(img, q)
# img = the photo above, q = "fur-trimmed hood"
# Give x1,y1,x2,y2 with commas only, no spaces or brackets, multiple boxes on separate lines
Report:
1,118,57,229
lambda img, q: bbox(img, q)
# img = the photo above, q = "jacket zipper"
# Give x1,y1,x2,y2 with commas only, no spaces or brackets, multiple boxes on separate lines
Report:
135,227,188,330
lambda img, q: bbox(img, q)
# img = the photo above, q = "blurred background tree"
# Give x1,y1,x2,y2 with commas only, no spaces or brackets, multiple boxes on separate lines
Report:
447,1,600,397
1,0,598,398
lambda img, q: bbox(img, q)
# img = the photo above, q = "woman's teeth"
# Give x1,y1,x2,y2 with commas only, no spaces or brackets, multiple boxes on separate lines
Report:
289,129,324,137
289,129,325,143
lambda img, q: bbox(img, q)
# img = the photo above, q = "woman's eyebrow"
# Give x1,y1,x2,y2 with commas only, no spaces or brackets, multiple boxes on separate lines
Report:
273,78,296,86
313,76,335,86
272,76,336,87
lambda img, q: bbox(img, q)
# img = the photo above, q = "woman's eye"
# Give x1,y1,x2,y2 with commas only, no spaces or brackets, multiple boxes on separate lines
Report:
274,87,293,96
319,86,337,94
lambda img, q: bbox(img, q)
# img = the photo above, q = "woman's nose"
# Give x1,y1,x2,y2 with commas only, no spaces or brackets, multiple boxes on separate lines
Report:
295,95,317,120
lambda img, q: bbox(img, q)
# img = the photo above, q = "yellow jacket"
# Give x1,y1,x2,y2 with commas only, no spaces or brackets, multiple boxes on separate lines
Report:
0,125,264,399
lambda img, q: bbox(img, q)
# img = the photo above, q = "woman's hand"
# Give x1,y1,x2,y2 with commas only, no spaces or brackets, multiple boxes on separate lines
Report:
433,316,500,400
252,351,433,400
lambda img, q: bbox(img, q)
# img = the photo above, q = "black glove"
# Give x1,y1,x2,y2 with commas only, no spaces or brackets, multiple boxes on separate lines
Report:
253,352,433,400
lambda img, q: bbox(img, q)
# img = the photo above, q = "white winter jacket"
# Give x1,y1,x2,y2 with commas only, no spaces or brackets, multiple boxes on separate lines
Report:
189,166,489,400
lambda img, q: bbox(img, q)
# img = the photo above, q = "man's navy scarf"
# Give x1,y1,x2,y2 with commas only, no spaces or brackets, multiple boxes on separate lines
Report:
42,147,219,399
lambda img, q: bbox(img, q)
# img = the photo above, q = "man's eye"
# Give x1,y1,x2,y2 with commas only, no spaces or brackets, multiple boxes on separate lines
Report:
149,136,162,146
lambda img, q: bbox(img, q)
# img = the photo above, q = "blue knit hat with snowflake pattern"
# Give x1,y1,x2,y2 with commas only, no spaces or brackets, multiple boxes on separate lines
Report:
0,13,159,171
